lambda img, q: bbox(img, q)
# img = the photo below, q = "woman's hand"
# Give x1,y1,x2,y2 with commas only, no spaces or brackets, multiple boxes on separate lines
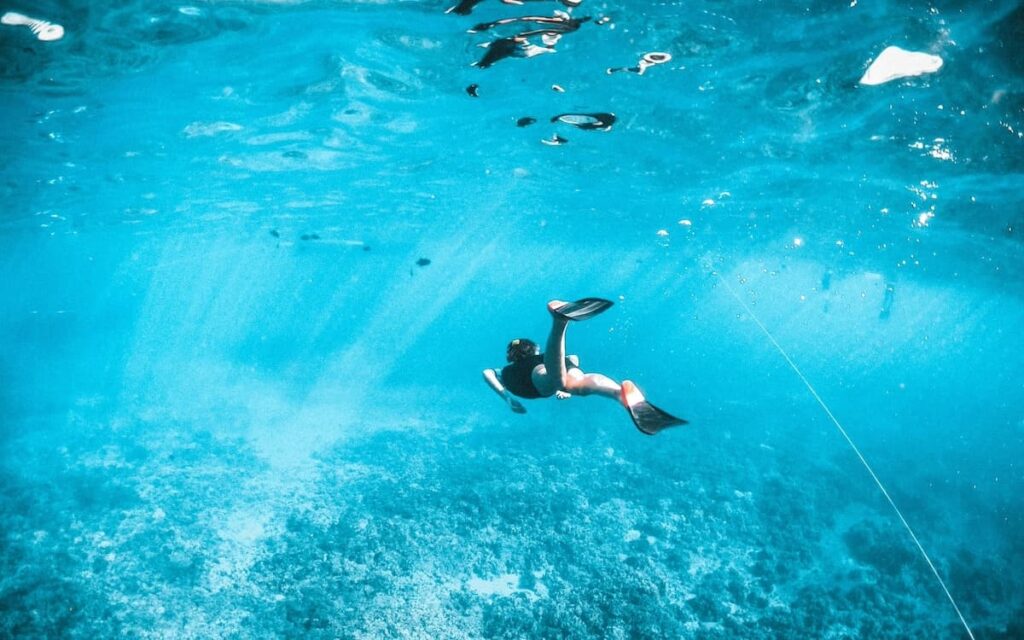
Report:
555,391,571,400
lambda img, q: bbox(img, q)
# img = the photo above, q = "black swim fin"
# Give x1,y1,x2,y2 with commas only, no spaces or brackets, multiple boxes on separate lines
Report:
621,381,687,436
551,297,614,321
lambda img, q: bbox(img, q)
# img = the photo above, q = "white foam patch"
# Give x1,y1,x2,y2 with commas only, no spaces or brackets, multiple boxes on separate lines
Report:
1,11,64,41
219,149,350,172
245,131,314,146
859,46,943,86
184,121,243,138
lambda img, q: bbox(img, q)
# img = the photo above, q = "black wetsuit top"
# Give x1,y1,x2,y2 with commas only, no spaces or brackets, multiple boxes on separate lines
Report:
500,355,576,399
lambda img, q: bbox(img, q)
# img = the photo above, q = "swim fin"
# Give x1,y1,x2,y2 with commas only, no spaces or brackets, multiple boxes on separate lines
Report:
621,380,687,435
551,297,614,321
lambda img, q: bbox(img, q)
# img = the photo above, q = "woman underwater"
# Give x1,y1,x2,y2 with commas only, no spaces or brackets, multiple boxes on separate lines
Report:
482,298,686,435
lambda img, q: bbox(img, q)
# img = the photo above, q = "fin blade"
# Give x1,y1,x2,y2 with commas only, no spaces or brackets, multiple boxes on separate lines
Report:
553,297,614,321
620,381,687,435
631,403,687,435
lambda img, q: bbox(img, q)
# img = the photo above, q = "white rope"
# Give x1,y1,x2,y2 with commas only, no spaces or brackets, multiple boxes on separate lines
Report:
714,268,975,640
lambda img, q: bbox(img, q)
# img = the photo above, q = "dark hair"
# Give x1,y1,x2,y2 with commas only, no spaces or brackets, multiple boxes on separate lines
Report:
506,338,539,362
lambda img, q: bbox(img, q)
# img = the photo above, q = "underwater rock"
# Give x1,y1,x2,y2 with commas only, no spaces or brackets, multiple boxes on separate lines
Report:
416,257,431,267
843,520,914,574
859,46,943,86
300,233,320,241
516,117,537,127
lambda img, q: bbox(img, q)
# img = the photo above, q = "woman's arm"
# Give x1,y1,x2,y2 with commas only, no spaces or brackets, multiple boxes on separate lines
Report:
482,369,526,413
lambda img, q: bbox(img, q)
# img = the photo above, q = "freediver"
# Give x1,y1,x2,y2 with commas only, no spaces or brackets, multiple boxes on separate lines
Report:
482,299,687,435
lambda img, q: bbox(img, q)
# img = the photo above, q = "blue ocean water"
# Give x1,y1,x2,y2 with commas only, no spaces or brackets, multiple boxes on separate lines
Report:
2,0,1022,637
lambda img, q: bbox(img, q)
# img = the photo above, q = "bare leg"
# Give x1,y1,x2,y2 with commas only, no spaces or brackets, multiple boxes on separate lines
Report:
532,300,570,396
565,371,621,400
533,300,623,402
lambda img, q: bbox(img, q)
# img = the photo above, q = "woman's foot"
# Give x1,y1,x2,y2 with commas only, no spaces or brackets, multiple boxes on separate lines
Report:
547,299,570,320
620,380,643,407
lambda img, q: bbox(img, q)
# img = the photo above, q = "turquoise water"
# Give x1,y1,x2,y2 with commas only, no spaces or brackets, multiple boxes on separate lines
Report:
2,0,1022,637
